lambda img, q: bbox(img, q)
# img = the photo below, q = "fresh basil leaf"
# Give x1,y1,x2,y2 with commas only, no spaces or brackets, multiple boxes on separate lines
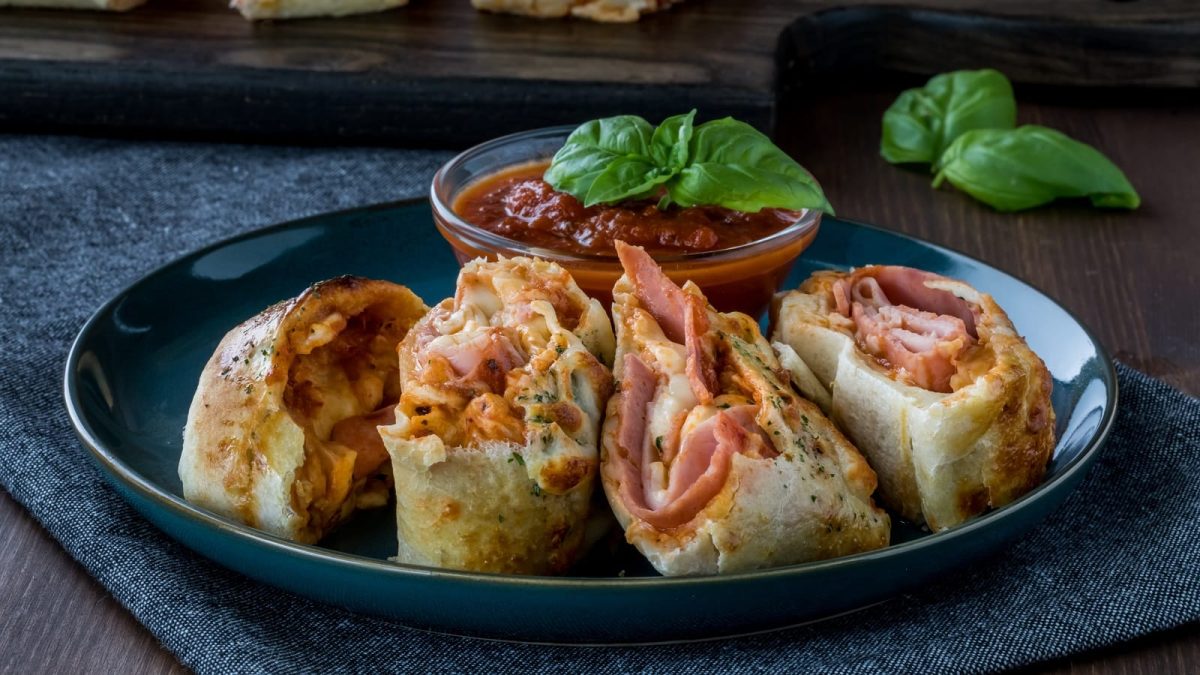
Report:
669,163,831,215
543,115,655,199
666,117,833,214
881,69,1016,168
649,109,696,171
545,112,831,214
932,125,1140,211
584,156,671,206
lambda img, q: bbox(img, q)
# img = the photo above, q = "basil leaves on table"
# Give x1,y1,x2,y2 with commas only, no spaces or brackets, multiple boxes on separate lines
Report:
880,68,1140,212
544,111,833,214
933,125,1141,212
881,69,1016,167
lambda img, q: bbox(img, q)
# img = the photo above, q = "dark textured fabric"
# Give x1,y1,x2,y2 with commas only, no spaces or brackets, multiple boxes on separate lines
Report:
1,134,1199,675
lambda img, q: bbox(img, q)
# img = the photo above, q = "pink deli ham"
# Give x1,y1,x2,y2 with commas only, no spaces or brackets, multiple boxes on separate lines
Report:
424,328,526,394
615,241,718,403
613,352,775,530
833,266,978,393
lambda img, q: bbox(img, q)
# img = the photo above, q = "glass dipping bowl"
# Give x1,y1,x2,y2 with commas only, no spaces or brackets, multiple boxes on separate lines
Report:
430,126,822,318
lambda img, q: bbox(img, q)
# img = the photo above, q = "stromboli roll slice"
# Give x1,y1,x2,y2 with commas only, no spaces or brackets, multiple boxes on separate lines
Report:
471,0,682,22
771,266,1055,531
232,0,406,20
379,256,615,574
179,276,427,544
600,242,889,576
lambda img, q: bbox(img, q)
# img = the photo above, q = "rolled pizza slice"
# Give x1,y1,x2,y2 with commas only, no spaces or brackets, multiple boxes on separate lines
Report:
379,256,614,574
771,266,1055,531
180,276,427,544
232,0,406,20
600,242,889,576
471,0,682,22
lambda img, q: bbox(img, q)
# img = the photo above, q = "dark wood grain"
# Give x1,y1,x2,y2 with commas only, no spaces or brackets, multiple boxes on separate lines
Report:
1,0,1200,144
3,87,1198,673
0,489,189,675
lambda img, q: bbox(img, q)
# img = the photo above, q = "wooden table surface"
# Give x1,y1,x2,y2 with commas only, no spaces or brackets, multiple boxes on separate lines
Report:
3,0,1199,145
2,87,1198,673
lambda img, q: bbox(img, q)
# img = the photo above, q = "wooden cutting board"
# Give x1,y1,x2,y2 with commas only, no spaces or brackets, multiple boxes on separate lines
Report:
1,0,1198,146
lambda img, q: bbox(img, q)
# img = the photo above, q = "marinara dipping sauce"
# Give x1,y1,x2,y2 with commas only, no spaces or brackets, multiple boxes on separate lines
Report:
434,154,821,318
453,161,803,257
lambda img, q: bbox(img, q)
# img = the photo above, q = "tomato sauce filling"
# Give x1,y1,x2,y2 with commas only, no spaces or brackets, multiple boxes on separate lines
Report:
451,161,802,256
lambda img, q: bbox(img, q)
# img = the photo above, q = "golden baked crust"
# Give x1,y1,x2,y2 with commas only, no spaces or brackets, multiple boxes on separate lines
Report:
600,245,889,576
232,0,406,20
471,0,682,22
179,276,427,544
379,256,614,574
771,268,1055,531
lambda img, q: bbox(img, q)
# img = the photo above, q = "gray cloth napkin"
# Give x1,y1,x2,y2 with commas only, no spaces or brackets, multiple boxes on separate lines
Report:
2,134,1199,675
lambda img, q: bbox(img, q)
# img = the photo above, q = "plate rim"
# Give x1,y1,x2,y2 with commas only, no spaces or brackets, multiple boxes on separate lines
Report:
63,199,1119,589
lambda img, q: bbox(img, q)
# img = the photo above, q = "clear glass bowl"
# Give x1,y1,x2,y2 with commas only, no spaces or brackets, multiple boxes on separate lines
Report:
429,126,822,318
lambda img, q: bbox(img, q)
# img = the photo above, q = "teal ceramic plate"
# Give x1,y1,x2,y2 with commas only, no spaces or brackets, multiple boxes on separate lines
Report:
65,201,1116,644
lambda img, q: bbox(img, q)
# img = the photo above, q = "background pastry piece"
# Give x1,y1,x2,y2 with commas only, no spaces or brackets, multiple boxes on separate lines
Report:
600,242,889,576
232,0,406,20
772,266,1055,531
380,256,614,574
471,0,681,22
179,276,427,544
0,0,144,9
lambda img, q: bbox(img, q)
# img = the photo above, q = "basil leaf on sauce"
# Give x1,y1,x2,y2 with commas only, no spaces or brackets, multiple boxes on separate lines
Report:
649,109,695,172
881,69,1016,167
543,115,656,201
668,117,833,214
932,125,1141,211
545,112,833,214
584,156,670,206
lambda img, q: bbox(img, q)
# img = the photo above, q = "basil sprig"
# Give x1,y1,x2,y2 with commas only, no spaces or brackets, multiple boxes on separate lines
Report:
932,125,1141,211
881,69,1016,167
544,111,833,214
881,68,1140,212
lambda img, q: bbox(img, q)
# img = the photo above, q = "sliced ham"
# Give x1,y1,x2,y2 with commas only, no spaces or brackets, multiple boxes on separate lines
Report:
617,353,657,467
871,266,977,337
615,410,736,530
410,306,451,352
683,293,719,405
424,328,526,393
715,405,779,460
832,279,851,316
666,405,777,476
613,358,774,529
330,405,396,480
615,241,717,403
615,241,687,344
837,266,977,393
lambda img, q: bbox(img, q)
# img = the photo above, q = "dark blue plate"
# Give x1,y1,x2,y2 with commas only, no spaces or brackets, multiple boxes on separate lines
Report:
64,201,1116,643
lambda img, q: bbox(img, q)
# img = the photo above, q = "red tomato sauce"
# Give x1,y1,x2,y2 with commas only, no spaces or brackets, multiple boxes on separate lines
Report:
451,161,801,256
